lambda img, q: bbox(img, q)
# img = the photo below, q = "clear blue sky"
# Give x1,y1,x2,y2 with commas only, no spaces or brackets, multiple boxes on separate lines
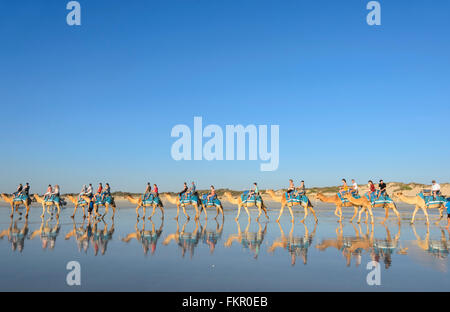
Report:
0,0,449,193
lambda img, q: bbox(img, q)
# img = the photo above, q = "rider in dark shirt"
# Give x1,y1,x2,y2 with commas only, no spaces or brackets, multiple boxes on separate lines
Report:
179,182,188,198
378,180,387,198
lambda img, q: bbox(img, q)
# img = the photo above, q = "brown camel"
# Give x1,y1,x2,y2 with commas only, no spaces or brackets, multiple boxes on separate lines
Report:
223,191,269,221
314,193,360,222
126,195,164,220
66,195,89,218
1,193,32,218
162,193,201,220
344,193,398,224
393,192,445,225
81,195,116,219
33,194,63,218
265,190,317,223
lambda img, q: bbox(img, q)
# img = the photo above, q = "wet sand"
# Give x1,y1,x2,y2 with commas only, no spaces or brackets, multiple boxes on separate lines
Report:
0,201,449,291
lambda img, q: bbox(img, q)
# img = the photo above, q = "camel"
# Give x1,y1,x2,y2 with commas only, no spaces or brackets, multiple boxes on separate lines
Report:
33,194,63,218
411,223,449,261
199,194,225,220
393,192,445,225
162,193,202,220
1,193,32,218
343,193,399,224
82,194,116,219
314,193,360,222
265,190,317,223
223,191,269,221
125,194,164,220
66,195,89,218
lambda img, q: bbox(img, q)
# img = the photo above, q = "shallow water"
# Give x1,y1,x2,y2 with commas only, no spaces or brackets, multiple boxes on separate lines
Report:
0,202,449,291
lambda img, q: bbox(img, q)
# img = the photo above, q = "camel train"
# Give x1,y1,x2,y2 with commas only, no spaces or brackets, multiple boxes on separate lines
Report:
1,181,448,226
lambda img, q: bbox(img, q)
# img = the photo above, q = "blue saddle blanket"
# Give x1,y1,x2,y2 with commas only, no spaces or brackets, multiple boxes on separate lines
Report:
337,191,360,203
241,191,262,203
94,193,114,205
285,192,309,205
179,193,199,205
365,191,393,205
418,192,446,207
44,195,61,203
201,194,222,206
141,194,162,206
13,194,28,202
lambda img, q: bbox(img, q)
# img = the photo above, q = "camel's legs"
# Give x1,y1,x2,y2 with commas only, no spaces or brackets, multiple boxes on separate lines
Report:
300,205,308,223
381,207,389,225
435,207,444,225
182,205,189,220
10,204,14,217
194,205,200,220
82,206,86,218
262,205,269,220
25,203,30,218
410,206,419,224
235,205,242,221
350,206,358,223
103,205,109,219
276,204,285,222
175,205,180,220
136,205,141,218
308,206,318,223
41,203,46,218
159,206,164,219
111,205,116,218
150,205,157,219
422,207,430,225
256,206,262,221
203,205,208,220
390,204,401,223
244,205,251,220
287,205,295,223
72,204,78,218
357,207,366,224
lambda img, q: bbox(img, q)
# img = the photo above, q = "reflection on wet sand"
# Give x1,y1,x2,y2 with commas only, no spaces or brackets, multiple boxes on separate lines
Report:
31,216,60,250
163,219,202,258
201,219,223,254
122,218,164,255
65,218,115,255
0,216,29,252
224,220,267,259
412,224,449,259
316,222,408,268
268,222,317,266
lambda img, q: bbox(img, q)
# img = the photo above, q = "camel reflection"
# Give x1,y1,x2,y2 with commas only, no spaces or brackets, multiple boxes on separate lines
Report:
31,216,60,250
91,218,115,255
371,223,408,269
163,219,201,258
316,222,407,268
268,222,317,266
122,218,164,255
224,219,267,259
65,218,93,253
412,224,449,260
201,218,224,254
0,216,29,252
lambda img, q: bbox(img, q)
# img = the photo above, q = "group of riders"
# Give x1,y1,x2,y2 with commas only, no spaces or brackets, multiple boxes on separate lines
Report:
77,183,111,203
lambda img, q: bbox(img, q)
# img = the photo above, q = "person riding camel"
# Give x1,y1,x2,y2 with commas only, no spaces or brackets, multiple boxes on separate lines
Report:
377,180,387,199
44,184,52,200
297,180,306,196
143,182,152,200
152,184,159,198
287,179,295,199
338,179,349,197
431,180,441,199
206,185,216,201
178,182,188,199
13,184,23,197
248,182,259,200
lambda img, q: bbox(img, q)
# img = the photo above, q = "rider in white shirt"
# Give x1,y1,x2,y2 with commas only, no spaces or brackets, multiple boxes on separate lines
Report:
431,180,441,198
351,179,358,195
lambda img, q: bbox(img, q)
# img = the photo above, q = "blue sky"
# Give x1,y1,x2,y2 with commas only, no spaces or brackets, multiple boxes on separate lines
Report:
0,0,449,193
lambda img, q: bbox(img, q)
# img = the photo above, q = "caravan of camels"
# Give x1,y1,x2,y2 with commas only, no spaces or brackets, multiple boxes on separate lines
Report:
2,178,449,227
